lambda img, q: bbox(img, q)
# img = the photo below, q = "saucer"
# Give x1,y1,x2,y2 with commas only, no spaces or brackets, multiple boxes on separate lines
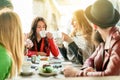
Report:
38,68,57,77
21,69,34,76
39,71,57,77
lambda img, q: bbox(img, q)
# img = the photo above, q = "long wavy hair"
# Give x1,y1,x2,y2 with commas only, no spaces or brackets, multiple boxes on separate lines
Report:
28,17,49,51
0,8,24,78
70,10,93,42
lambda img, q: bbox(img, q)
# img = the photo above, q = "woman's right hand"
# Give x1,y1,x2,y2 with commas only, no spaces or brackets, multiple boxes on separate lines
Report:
38,52,47,56
62,32,73,44
25,39,33,49
63,66,79,77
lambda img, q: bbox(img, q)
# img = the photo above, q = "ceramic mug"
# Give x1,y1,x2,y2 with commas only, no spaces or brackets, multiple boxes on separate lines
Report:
53,31,63,44
39,30,47,38
22,61,32,72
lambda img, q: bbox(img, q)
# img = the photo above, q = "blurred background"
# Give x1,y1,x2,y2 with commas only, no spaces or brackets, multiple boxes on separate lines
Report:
11,0,120,34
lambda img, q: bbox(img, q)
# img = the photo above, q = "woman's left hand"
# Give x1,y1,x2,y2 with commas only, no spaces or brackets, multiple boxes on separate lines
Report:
83,67,95,76
63,66,78,77
62,32,73,44
46,32,53,39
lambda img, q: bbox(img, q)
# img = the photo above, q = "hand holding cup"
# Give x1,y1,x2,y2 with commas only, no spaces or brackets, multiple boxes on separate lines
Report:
53,31,63,45
46,32,53,39
39,30,47,38
62,32,73,44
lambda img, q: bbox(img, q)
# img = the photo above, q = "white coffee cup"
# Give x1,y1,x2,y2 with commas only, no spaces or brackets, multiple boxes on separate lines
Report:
22,61,32,72
54,38,63,44
39,30,47,38
53,31,63,44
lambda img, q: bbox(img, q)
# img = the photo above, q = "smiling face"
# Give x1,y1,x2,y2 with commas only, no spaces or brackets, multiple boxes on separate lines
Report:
36,21,46,34
71,17,78,29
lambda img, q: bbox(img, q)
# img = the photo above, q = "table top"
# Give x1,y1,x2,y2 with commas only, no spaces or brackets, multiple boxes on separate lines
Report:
16,57,65,80
16,56,83,80
16,75,120,80
16,57,120,80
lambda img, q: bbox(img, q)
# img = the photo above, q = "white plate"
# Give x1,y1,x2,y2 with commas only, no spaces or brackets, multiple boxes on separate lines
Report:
39,71,57,76
21,69,33,76
39,68,57,77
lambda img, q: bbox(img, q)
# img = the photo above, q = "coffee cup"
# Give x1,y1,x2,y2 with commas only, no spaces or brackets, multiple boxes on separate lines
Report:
31,55,36,63
22,61,32,72
54,37,63,44
53,31,63,44
39,30,46,38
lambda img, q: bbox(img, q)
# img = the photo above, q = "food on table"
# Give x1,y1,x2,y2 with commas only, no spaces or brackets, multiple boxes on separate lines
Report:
43,66,53,73
41,64,53,73
40,57,49,61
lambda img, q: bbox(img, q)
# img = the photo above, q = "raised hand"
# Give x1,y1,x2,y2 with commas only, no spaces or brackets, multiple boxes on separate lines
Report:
25,39,33,49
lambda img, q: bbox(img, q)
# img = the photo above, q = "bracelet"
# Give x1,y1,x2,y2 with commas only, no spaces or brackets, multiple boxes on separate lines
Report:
75,71,83,77
80,67,88,70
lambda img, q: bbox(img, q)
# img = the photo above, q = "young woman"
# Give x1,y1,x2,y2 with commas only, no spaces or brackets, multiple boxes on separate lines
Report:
26,17,59,57
0,8,24,79
57,10,95,64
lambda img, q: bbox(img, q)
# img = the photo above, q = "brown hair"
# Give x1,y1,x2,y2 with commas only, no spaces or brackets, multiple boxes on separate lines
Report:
92,30,104,47
28,17,47,40
28,17,49,52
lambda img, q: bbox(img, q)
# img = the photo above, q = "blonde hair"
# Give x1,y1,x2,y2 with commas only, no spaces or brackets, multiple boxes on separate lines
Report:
70,10,92,41
0,8,24,78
